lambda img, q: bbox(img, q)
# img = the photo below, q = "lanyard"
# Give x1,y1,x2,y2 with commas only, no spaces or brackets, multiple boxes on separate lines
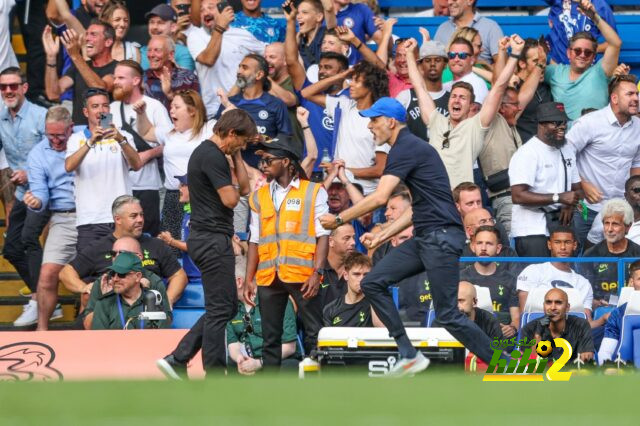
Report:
116,295,144,329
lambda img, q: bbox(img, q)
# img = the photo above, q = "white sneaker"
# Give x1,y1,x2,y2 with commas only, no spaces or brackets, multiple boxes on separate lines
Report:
13,300,38,327
50,304,63,321
385,351,430,378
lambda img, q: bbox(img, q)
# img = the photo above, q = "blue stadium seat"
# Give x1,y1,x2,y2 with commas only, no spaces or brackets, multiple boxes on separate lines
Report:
616,292,640,362
171,308,204,329
390,286,399,309
174,282,205,309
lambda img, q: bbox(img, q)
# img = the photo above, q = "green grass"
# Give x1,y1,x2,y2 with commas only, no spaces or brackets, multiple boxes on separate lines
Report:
0,370,637,425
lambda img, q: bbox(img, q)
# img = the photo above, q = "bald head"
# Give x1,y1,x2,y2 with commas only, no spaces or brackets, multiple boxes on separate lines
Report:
544,288,570,322
463,208,494,238
458,281,477,317
265,42,287,79
112,236,142,258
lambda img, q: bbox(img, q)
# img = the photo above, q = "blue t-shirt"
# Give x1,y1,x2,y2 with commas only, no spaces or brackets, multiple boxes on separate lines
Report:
604,302,626,341
545,0,616,65
544,59,609,121
180,207,201,280
216,92,292,168
140,44,195,71
336,3,376,64
383,127,462,234
231,11,285,44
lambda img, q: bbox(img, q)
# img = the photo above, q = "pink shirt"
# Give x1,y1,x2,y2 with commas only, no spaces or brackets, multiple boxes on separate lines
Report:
388,71,412,98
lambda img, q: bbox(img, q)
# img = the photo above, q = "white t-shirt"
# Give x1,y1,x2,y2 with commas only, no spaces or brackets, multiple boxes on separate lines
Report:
509,136,580,237
187,26,266,117
66,129,136,226
325,95,390,195
156,120,216,190
443,71,489,104
516,262,594,310
110,96,172,191
0,0,18,71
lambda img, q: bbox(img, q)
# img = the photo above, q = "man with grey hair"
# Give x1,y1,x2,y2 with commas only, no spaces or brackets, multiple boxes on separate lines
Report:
583,198,640,307
59,195,187,305
18,106,77,328
142,34,200,111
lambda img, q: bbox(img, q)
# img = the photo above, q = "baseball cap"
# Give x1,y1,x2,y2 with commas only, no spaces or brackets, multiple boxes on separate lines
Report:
255,133,302,162
145,4,177,22
359,97,407,122
419,40,447,61
536,102,569,123
175,174,188,186
108,252,143,274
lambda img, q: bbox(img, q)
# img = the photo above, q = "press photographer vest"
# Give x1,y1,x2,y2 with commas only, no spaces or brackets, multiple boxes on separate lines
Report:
249,179,320,286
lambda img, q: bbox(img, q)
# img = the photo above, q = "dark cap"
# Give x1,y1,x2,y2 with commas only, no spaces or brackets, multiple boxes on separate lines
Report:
108,252,143,274
536,102,569,123
255,134,302,162
145,4,177,22
175,174,188,186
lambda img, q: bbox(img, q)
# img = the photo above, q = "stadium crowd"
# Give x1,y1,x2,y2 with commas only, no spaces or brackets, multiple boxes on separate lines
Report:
0,0,639,375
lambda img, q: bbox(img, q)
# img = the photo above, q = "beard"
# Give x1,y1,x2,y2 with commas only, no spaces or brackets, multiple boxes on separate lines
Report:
113,85,132,101
236,74,257,90
478,260,494,267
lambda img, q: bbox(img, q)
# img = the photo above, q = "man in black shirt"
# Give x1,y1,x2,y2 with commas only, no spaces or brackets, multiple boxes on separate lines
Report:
59,195,186,304
521,288,595,362
185,109,255,372
323,253,378,327
583,198,640,307
320,97,499,375
460,226,520,337
320,223,355,307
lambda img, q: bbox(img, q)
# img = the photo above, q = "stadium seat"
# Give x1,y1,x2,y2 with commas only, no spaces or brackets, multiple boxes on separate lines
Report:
174,282,205,309
618,287,638,307
171,308,204,329
390,286,399,309
616,292,640,362
474,285,493,313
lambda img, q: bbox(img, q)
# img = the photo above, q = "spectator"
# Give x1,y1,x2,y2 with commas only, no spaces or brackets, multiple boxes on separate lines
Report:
544,1,621,121
43,21,116,125
434,281,504,341
0,67,50,304
135,90,214,245
370,188,412,262
83,236,171,330
434,0,503,64
92,252,172,330
307,29,350,82
567,74,640,246
321,223,356,307
453,183,509,247
330,0,381,64
516,226,600,329
433,0,450,16
0,0,18,70
59,195,187,305
583,199,640,308
545,0,617,65
216,54,292,168
244,135,329,366
509,102,581,257
396,40,450,140
460,226,519,337
406,36,521,189
111,60,171,237
597,260,640,365
172,0,197,43
302,60,390,197
443,37,488,104
46,0,102,30
187,0,266,117
294,0,337,69
521,288,595,363
323,252,381,326
140,4,195,71
99,1,141,62
442,26,494,86
21,107,75,330
588,176,640,245
231,0,285,44
375,19,412,98
143,35,200,111
64,88,141,251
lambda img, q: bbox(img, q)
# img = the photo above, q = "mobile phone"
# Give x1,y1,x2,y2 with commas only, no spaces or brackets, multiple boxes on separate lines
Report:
99,112,113,129
176,4,190,17
283,2,292,14
217,0,230,13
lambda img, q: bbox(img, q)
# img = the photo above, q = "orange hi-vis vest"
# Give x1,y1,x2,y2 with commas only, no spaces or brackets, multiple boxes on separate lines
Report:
248,179,321,286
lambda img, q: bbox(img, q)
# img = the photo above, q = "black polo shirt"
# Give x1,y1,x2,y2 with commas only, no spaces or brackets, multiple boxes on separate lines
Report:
384,127,462,235
319,267,346,308
460,245,525,277
322,296,373,327
434,307,503,340
460,265,518,324
582,239,640,302
70,233,181,283
522,316,594,361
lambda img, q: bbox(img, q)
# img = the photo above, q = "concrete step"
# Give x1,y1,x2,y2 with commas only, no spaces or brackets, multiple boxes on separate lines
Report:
0,302,77,324
0,279,75,297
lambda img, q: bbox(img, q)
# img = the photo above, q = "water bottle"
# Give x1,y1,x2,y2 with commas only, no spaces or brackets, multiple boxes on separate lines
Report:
320,148,332,178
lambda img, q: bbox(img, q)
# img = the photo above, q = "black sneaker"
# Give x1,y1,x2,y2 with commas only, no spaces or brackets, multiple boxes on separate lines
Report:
156,355,188,380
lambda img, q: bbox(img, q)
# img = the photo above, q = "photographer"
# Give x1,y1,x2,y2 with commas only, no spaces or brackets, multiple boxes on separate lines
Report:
65,88,142,252
92,251,172,330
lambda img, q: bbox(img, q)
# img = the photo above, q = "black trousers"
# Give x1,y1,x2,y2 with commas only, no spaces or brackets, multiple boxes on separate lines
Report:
187,231,236,372
15,0,47,98
515,235,550,257
257,275,323,367
361,226,497,364
2,200,50,292
133,189,160,236
76,223,113,254
172,315,204,363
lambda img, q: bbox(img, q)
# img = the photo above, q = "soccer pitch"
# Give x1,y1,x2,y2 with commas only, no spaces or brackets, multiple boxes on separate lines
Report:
0,370,636,426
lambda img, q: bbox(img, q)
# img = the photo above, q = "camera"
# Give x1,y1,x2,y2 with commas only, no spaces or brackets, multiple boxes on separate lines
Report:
138,289,167,322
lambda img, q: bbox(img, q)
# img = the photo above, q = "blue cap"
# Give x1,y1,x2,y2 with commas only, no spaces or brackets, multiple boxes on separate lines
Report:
359,97,407,122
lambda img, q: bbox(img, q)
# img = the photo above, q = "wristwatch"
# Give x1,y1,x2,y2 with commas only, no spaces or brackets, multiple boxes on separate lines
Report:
335,214,344,226
552,193,560,203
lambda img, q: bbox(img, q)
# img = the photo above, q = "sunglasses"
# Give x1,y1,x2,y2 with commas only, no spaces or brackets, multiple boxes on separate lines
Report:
258,156,285,167
447,51,470,60
0,83,22,91
541,121,567,127
85,87,109,97
243,313,254,334
570,47,594,58
109,271,131,279
442,130,451,149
